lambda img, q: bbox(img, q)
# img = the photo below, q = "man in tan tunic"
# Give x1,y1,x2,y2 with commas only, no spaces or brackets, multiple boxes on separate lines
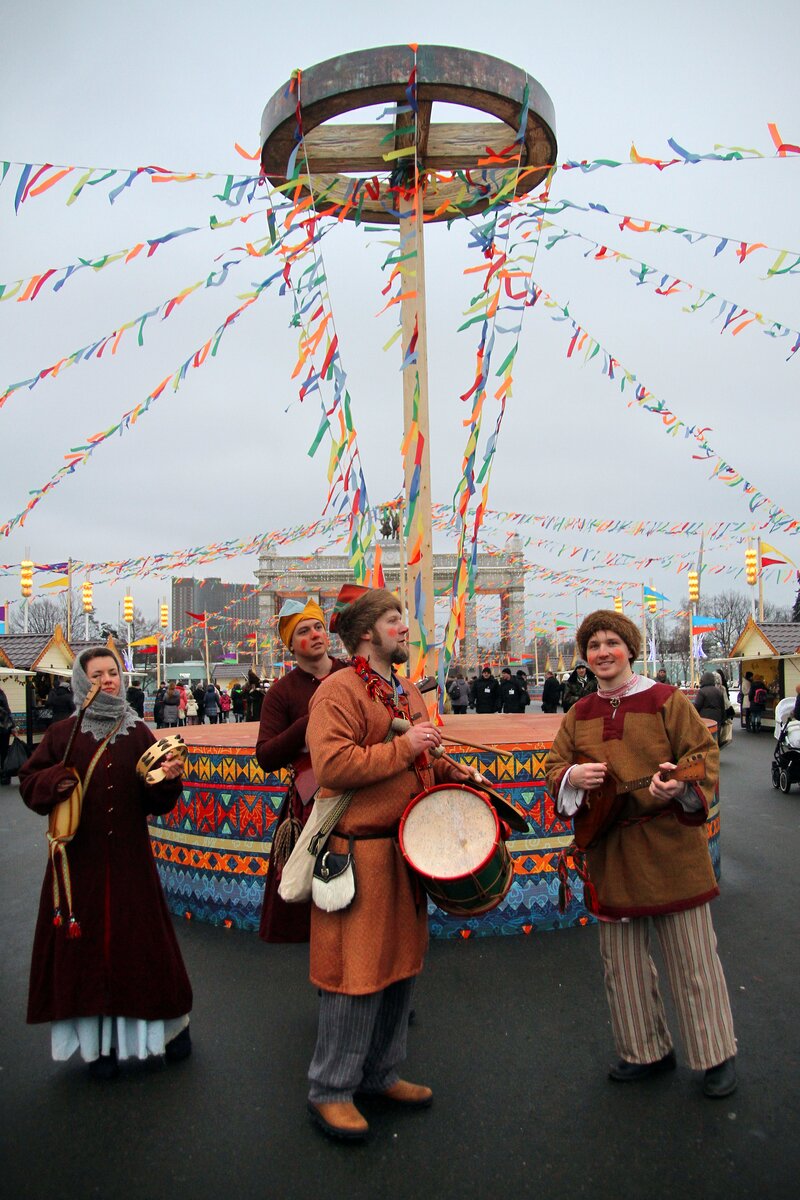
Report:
546,610,737,1099
305,587,472,1141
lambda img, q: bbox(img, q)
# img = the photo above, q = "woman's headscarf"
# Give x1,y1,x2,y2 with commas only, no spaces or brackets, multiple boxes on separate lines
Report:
71,648,140,743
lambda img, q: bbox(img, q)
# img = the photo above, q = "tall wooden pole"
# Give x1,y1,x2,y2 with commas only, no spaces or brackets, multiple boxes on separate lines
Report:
398,190,434,679
398,504,408,632
757,537,765,622
65,556,72,643
203,611,211,683
640,584,649,677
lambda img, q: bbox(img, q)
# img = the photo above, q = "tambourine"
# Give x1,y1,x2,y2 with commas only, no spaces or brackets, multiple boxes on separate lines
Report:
136,734,188,785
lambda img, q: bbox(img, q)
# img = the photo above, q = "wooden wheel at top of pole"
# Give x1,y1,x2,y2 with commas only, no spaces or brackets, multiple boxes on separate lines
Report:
260,44,557,223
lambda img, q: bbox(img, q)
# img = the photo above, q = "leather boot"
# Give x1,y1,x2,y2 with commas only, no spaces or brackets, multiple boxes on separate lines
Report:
379,1079,433,1107
307,1100,369,1141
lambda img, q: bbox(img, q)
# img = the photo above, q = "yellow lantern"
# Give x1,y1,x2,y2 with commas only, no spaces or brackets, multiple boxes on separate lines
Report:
613,596,623,614
688,570,700,603
160,603,169,629
647,597,658,615
745,547,758,586
123,594,134,625
20,559,33,598
82,580,93,613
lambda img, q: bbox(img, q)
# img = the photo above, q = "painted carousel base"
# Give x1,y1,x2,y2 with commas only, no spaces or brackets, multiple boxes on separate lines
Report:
148,716,721,939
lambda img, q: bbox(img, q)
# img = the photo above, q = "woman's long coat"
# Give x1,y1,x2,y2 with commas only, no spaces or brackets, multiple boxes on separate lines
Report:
20,719,192,1024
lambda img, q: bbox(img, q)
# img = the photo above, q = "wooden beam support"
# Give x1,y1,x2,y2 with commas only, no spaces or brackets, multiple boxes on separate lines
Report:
303,119,517,173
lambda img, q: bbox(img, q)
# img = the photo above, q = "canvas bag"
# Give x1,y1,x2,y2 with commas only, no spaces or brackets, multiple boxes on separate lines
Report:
277,721,398,903
277,790,354,903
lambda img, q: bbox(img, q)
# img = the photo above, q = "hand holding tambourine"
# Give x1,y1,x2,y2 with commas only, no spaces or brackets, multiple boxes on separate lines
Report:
136,735,188,785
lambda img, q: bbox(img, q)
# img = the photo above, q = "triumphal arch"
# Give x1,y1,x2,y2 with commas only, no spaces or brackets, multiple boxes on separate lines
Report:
254,531,527,671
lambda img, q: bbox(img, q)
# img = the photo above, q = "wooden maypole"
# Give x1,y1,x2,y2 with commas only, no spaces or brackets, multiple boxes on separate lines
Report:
260,45,557,678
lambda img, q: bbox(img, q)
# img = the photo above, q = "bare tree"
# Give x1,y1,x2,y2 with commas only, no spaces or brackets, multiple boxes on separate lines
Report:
8,595,71,635
704,591,750,657
763,600,791,622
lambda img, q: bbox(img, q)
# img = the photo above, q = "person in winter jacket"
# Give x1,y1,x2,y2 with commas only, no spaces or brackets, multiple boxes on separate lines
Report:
185,691,199,724
515,671,531,707
153,685,166,729
749,677,768,732
204,684,220,724
541,671,562,713
499,668,527,713
46,681,75,724
693,672,726,742
447,674,471,714
161,682,181,728
562,664,597,712
471,666,501,713
125,680,145,719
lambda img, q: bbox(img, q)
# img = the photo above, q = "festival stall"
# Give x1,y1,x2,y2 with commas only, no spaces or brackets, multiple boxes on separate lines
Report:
0,625,119,738
729,618,800,729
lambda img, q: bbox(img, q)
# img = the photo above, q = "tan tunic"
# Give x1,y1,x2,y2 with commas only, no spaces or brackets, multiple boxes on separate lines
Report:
546,683,720,918
306,666,456,994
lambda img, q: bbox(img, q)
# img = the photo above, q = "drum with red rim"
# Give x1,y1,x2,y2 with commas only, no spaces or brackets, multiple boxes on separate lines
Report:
399,784,513,917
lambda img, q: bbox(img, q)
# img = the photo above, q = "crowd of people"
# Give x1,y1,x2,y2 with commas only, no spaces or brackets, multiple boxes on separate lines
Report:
147,671,267,729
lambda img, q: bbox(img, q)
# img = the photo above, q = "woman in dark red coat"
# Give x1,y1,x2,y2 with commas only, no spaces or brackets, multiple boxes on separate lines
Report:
20,647,192,1078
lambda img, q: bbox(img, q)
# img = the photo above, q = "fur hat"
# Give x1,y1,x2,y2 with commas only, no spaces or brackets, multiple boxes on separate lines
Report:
333,587,402,655
576,610,642,663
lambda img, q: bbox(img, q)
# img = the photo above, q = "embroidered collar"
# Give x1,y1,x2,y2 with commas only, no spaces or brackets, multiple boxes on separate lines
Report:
349,655,406,720
597,674,641,702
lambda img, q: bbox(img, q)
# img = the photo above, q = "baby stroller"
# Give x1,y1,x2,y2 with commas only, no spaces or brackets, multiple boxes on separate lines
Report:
771,716,800,794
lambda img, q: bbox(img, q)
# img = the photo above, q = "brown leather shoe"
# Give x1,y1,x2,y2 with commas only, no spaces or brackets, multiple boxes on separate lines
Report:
380,1079,433,1107
307,1100,369,1141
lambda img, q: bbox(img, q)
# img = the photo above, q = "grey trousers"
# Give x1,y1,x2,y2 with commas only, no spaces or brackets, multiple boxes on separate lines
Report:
308,977,416,1104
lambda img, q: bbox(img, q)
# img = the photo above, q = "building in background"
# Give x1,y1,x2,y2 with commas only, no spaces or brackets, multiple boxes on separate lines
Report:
171,577,260,662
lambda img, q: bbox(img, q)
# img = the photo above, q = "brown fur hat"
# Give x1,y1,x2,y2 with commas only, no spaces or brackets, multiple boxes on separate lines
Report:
334,588,402,655
576,610,642,664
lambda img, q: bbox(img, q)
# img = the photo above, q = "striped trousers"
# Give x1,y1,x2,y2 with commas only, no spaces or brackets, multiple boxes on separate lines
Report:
598,904,737,1070
308,977,416,1104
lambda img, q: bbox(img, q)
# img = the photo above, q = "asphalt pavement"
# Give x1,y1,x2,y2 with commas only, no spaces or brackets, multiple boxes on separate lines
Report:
1,726,798,1200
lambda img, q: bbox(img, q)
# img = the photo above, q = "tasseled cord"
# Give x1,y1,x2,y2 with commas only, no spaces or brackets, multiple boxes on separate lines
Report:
272,814,302,870
557,846,598,915
48,837,81,938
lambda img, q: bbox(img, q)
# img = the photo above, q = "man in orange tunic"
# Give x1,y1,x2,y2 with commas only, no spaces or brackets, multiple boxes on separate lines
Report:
304,587,472,1141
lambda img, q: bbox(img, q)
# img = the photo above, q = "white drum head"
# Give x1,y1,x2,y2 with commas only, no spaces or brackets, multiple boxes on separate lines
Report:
402,787,497,879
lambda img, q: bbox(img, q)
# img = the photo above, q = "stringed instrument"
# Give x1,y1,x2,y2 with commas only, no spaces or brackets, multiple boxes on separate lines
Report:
573,753,707,851
47,681,102,844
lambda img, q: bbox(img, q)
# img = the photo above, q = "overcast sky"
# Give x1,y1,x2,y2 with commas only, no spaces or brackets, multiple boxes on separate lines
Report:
1,0,798,638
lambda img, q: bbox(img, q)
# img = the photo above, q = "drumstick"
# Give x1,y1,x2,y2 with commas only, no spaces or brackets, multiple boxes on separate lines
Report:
389,716,513,759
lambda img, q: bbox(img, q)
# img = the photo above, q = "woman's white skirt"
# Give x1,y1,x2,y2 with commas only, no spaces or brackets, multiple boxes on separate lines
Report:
50,1014,189,1062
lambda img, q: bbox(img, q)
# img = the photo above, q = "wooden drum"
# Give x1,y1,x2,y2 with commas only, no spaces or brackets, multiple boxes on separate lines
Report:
399,784,513,917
